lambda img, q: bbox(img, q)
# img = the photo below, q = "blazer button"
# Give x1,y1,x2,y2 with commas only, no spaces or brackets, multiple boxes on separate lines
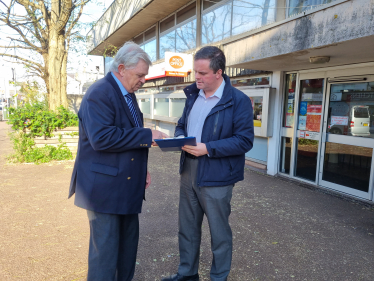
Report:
131,158,134,161
128,177,131,180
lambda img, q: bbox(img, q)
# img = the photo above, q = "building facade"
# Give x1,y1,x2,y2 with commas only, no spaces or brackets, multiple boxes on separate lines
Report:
88,0,374,202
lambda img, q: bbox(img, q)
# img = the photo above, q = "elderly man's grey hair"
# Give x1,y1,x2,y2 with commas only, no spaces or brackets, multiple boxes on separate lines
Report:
109,41,152,73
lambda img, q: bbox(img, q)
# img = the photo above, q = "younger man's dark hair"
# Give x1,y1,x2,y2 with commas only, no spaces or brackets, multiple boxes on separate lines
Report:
194,46,226,74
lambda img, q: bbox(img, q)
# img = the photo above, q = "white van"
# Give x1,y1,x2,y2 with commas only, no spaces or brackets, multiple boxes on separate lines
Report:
349,105,370,137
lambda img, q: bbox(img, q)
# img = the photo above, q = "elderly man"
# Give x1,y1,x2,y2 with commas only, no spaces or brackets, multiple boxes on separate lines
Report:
162,46,254,281
69,42,167,281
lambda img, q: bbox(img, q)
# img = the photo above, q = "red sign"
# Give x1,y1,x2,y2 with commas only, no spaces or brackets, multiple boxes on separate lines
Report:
306,105,322,132
165,71,188,77
307,105,322,113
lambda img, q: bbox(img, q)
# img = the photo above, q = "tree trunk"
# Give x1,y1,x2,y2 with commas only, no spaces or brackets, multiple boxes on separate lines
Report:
46,28,68,111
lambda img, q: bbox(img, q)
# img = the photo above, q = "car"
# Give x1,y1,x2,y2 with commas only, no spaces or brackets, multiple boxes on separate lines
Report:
349,105,370,136
328,105,370,137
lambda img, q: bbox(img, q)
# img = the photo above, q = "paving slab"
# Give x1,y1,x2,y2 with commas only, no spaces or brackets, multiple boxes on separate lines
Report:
0,120,374,281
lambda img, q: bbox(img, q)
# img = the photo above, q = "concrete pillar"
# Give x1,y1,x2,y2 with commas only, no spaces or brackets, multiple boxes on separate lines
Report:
267,71,284,175
196,0,202,47
156,23,160,60
275,0,287,22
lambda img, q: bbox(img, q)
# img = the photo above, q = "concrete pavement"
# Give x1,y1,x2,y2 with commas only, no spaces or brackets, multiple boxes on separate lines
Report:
0,120,374,281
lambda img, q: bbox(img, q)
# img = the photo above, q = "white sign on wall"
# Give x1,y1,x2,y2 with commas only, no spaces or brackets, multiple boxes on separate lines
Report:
145,52,193,80
331,116,348,126
145,62,166,80
164,52,193,77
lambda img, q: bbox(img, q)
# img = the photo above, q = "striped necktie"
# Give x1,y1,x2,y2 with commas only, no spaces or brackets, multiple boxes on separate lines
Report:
124,93,140,127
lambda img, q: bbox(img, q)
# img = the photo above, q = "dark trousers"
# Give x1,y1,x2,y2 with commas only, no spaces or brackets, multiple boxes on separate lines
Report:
178,157,234,281
86,210,139,281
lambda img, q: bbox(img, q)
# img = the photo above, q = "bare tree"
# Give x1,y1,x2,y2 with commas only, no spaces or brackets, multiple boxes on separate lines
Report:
0,0,93,110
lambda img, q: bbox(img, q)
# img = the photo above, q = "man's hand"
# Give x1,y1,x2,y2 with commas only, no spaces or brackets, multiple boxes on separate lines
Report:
182,143,208,157
145,171,151,189
151,130,169,146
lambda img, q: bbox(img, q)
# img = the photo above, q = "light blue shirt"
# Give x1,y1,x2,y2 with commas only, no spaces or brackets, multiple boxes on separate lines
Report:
111,72,131,102
111,72,140,126
187,79,225,143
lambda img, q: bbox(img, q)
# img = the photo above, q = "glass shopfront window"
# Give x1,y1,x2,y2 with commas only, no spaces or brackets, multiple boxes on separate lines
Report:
202,0,276,45
159,2,196,59
322,143,372,192
138,98,151,114
154,98,169,116
159,86,175,92
327,82,374,138
283,74,297,128
104,57,114,75
175,85,187,91
288,0,336,17
249,97,263,127
232,0,276,36
143,39,157,62
203,0,224,10
295,138,319,181
280,137,292,174
160,30,176,59
170,98,186,117
176,19,197,53
297,79,324,132
136,26,157,62
231,77,270,87
295,78,324,182
202,2,232,44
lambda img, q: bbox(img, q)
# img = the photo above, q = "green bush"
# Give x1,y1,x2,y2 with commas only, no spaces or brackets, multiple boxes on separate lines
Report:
7,103,77,164
8,131,73,164
7,102,78,138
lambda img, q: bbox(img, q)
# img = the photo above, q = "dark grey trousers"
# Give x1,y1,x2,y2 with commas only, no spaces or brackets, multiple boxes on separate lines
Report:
86,210,139,281
178,157,234,281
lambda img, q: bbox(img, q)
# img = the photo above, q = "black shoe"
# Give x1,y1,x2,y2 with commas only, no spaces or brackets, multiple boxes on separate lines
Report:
161,273,199,281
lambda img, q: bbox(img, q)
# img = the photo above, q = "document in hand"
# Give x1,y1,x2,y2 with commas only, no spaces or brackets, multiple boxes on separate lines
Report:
154,137,197,152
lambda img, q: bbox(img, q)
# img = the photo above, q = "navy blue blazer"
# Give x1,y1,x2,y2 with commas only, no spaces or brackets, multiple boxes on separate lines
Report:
69,72,152,215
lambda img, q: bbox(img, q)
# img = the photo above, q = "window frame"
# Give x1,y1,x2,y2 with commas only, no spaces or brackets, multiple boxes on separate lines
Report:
202,0,231,14
133,24,157,47
158,0,198,58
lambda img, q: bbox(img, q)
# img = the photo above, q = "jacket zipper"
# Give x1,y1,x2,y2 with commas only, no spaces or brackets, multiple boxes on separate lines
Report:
213,111,220,135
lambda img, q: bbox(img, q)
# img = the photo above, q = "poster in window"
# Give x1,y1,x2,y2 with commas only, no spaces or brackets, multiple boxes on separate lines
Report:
299,102,308,116
306,105,322,132
298,116,307,130
285,113,294,127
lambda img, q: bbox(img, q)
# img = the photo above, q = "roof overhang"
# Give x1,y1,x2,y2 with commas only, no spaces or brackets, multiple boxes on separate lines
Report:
226,35,374,72
224,0,374,71
87,0,192,56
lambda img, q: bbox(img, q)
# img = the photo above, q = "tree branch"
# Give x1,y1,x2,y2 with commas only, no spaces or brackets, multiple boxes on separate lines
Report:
0,17,42,52
15,0,41,10
1,53,44,70
3,59,43,75
0,44,35,50
66,0,91,37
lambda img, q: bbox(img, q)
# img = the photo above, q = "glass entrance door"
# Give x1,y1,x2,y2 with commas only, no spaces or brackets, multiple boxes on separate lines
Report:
279,74,326,183
294,78,324,182
319,79,374,199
